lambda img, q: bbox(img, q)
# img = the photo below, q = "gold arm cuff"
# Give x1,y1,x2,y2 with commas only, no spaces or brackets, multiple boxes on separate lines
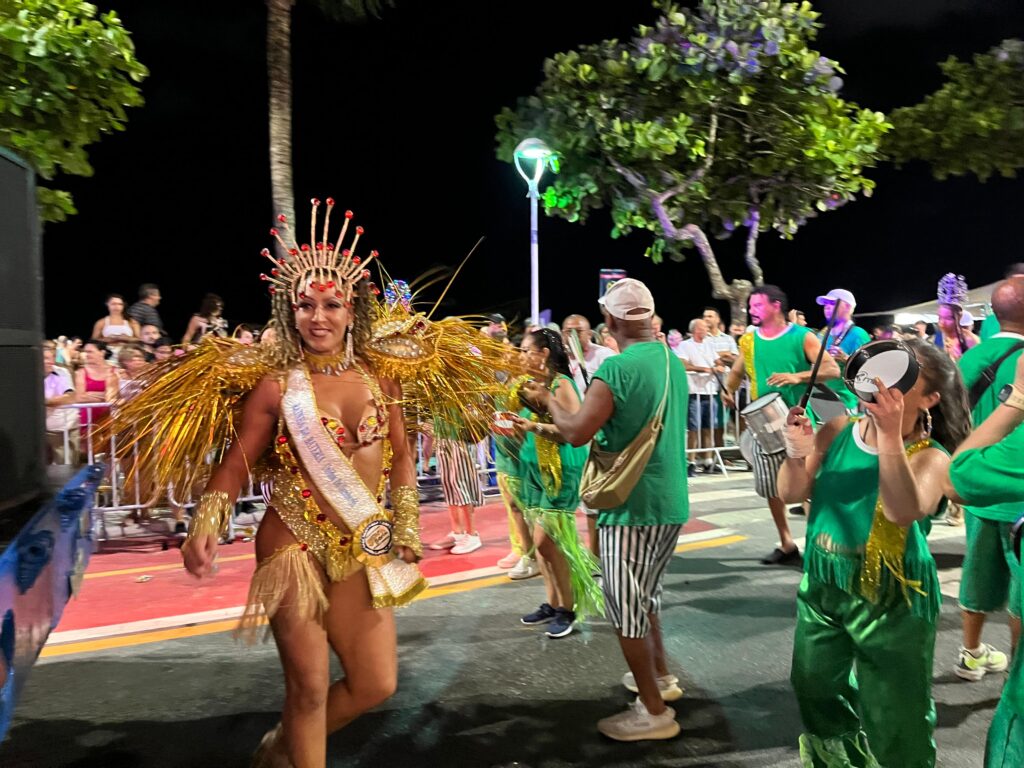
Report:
187,491,232,541
390,486,422,557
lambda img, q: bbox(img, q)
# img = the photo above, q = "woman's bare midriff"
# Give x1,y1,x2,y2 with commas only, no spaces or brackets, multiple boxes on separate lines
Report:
258,366,386,559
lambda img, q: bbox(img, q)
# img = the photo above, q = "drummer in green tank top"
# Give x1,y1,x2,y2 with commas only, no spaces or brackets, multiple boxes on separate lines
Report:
777,339,972,768
722,285,840,566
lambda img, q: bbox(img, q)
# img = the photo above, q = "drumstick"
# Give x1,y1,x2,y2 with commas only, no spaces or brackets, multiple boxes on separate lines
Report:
799,299,843,410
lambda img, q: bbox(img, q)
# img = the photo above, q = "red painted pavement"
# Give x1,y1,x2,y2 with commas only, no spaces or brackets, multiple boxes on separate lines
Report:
56,502,714,633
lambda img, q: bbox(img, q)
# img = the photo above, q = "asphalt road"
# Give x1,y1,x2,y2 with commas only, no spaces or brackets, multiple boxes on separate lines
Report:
3,475,1007,767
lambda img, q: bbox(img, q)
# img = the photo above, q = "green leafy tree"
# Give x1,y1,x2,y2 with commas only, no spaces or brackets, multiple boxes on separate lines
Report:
887,39,1024,181
266,0,390,253
0,0,147,223
496,0,889,322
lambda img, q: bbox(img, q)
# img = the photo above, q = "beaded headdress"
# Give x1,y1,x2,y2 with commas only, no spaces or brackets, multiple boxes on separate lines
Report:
259,198,377,304
937,272,969,308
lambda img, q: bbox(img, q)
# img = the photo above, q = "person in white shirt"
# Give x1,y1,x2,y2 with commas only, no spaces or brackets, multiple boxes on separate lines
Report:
704,308,741,449
43,344,79,464
562,314,615,392
676,319,727,474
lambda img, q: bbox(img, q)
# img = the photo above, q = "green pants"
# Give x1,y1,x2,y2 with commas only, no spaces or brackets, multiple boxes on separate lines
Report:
792,575,936,768
986,557,1024,767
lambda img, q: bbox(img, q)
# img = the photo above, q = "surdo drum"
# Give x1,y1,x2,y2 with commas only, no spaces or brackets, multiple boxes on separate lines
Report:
740,392,790,455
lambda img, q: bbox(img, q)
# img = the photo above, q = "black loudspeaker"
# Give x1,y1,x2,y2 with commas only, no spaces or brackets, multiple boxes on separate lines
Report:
0,149,45,512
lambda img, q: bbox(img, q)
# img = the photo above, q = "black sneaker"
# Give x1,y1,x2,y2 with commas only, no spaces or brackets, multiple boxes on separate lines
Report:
789,505,806,516
761,547,802,566
521,603,557,625
545,608,576,638
687,463,697,478
173,521,187,538
703,462,724,474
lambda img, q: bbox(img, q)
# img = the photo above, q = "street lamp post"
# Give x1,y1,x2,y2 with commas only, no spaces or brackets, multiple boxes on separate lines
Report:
513,138,554,326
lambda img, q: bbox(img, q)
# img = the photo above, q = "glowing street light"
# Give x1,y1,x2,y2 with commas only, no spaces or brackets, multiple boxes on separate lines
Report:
513,137,555,325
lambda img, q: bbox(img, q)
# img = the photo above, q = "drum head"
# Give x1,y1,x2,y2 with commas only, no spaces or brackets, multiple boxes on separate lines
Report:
843,340,920,403
740,391,782,416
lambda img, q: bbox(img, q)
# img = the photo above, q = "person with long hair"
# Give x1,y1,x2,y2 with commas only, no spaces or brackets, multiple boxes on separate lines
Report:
105,201,513,768
91,294,141,348
182,293,228,345
778,339,972,767
512,328,601,639
74,339,118,454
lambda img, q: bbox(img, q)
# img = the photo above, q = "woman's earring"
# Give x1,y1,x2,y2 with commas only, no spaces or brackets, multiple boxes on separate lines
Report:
344,323,354,369
921,408,933,438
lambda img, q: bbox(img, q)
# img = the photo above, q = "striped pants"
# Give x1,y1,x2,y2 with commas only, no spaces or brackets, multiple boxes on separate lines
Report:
436,439,484,507
599,524,681,639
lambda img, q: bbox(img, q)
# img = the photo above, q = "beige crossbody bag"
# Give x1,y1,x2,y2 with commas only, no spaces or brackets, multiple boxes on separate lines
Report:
580,345,671,509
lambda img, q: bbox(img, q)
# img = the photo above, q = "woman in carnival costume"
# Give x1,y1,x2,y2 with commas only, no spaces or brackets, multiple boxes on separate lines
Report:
105,199,515,768
934,273,979,362
777,339,971,767
510,328,602,639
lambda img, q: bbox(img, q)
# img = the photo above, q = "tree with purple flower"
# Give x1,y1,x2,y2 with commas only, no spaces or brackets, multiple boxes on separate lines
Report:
495,0,888,323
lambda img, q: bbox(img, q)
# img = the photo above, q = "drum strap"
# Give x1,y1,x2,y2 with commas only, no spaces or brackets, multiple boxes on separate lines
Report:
968,342,1024,409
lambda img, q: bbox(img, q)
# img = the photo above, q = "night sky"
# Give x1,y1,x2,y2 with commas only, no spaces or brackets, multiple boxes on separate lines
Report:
39,0,1024,340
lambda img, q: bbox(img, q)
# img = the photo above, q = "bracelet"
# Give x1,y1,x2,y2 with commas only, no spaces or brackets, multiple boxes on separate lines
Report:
390,485,422,557
187,490,231,541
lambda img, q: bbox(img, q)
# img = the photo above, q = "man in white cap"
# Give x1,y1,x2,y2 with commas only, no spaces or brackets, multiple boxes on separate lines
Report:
528,278,689,741
816,288,870,364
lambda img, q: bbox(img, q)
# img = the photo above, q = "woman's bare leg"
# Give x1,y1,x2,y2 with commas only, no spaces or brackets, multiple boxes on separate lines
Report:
323,569,398,734
257,511,329,768
534,524,571,609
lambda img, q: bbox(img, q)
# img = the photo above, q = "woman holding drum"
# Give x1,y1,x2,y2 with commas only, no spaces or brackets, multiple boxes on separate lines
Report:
777,338,971,767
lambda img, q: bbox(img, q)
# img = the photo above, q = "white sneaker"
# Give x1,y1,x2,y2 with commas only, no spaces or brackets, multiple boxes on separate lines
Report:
450,532,482,555
621,671,684,701
597,698,680,742
955,643,1009,681
428,531,458,550
508,555,540,580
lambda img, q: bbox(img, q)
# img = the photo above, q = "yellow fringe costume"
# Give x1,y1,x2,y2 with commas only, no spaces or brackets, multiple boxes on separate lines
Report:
102,201,521,640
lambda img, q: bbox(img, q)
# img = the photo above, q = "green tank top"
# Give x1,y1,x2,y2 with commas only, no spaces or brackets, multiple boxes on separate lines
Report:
805,420,945,622
740,324,812,407
518,375,588,513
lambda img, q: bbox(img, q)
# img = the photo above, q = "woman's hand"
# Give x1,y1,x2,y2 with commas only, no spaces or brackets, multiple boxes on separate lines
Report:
182,534,219,578
865,377,905,441
784,406,815,459
510,414,534,435
394,545,420,564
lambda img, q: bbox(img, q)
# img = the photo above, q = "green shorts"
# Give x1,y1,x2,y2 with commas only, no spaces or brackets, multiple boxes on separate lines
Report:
959,511,1021,617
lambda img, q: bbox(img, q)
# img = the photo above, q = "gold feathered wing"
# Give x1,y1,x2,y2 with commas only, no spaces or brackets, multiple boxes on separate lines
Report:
363,304,523,443
98,337,274,504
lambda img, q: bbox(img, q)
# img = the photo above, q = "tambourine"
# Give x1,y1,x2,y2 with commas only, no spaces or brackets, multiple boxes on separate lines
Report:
843,339,920,403
493,411,518,437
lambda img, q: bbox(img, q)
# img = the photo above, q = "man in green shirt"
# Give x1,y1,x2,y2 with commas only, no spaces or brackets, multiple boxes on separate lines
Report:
981,263,1024,340
945,352,1024,768
723,285,840,565
955,277,1024,682
541,278,688,743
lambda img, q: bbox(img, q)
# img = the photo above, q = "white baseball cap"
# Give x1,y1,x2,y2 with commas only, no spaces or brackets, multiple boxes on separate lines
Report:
816,288,856,309
599,278,655,320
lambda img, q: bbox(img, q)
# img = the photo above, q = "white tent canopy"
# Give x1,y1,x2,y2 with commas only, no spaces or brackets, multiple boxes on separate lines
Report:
855,281,998,324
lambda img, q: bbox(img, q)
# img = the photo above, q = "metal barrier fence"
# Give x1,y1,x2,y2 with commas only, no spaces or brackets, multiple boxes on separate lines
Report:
683,387,750,476
46,392,749,546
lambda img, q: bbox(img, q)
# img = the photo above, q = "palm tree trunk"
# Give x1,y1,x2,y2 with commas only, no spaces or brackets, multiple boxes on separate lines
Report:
267,0,296,258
